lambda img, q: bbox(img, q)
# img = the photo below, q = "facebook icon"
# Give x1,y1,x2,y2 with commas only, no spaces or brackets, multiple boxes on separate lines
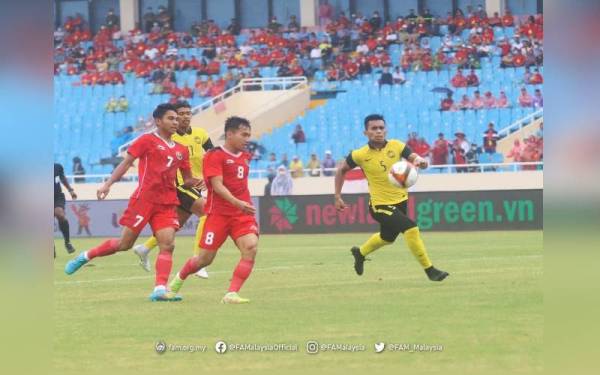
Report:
215,341,228,354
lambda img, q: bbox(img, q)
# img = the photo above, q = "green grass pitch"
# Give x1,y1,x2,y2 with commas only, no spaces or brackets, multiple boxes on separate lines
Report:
54,231,542,374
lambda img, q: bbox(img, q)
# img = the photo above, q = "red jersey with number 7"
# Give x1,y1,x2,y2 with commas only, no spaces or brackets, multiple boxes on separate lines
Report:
203,146,252,216
126,132,190,205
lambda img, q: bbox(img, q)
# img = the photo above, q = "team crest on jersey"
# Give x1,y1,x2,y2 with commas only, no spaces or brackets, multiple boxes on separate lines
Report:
175,151,183,160
226,159,234,164
387,150,396,158
194,136,203,144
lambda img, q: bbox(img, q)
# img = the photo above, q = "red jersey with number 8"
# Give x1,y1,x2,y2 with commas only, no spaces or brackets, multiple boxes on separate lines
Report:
203,147,252,216
127,132,190,205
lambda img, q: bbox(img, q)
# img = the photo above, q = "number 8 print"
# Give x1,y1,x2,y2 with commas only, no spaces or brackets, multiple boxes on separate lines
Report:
237,166,244,179
205,232,214,245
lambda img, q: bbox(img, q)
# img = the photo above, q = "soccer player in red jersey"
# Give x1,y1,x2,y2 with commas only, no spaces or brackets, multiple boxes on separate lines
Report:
169,117,258,304
64,104,202,302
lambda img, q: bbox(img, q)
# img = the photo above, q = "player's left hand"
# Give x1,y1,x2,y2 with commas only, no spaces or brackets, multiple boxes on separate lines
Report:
185,178,205,190
195,179,206,191
69,190,78,200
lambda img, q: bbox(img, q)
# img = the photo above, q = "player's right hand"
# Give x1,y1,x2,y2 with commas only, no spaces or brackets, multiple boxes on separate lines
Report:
335,196,347,211
97,184,110,200
236,200,256,215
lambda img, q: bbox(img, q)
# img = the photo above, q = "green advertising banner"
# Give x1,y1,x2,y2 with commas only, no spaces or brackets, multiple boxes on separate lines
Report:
259,190,542,234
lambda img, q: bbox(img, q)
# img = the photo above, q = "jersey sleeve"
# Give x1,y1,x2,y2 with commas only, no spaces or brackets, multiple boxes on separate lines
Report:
346,150,358,168
202,138,214,151
203,150,223,180
401,145,412,159
127,135,149,159
395,140,412,159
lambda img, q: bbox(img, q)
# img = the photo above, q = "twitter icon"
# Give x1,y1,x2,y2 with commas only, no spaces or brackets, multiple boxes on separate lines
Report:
374,342,385,353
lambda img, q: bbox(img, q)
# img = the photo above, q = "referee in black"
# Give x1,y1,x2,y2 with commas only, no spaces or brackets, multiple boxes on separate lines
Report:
55,162,77,255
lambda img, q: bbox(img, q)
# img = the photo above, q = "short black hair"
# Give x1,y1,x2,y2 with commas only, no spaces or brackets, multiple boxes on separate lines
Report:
224,116,251,133
152,103,177,119
364,114,385,130
173,101,191,110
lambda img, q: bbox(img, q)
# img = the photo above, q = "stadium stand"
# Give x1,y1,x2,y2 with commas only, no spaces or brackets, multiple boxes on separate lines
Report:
54,4,543,177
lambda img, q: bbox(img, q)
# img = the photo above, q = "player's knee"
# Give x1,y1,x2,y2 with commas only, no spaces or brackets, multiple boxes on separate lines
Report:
117,238,135,251
197,253,214,266
158,241,175,253
241,243,258,259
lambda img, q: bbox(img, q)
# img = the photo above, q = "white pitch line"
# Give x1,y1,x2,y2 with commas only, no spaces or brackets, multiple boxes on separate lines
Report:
54,265,304,285
54,259,540,286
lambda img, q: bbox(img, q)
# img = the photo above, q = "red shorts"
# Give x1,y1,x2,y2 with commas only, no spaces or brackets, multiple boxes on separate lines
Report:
198,213,259,251
119,198,180,234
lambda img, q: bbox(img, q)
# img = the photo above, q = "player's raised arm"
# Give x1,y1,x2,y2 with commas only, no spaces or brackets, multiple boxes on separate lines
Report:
334,159,352,211
210,175,256,215
97,153,135,200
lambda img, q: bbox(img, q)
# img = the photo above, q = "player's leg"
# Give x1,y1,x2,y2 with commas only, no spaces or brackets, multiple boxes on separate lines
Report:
148,226,184,301
189,197,209,278
133,205,191,272
169,249,217,295
146,204,187,301
350,205,395,275
65,226,139,275
222,215,259,304
394,202,449,281
54,204,75,254
222,232,258,304
66,198,150,275
133,186,197,266
169,213,225,296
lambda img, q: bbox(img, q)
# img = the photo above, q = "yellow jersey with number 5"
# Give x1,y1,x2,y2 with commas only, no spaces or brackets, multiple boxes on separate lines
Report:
172,127,213,184
345,139,412,206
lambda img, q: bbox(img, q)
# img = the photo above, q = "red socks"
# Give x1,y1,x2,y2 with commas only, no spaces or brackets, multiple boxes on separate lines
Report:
178,257,201,280
228,259,255,292
155,250,173,287
86,239,120,260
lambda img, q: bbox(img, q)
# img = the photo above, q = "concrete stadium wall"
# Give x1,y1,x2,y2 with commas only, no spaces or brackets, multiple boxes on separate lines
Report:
497,117,543,160
190,87,310,144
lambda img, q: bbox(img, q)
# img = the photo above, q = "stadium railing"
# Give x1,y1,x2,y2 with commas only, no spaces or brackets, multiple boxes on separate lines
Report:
497,108,543,139
65,161,543,184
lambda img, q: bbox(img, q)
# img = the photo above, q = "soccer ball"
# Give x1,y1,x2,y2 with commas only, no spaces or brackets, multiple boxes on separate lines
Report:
388,160,419,188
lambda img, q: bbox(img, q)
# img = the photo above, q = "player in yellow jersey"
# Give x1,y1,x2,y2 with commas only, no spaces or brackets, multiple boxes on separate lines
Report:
133,101,214,278
334,114,449,281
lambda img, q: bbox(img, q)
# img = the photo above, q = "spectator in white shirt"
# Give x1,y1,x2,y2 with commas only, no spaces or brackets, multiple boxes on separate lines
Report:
356,41,369,54
392,66,406,84
144,47,159,60
310,47,322,59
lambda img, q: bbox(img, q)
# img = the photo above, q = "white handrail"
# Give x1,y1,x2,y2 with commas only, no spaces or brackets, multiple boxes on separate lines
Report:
65,161,543,184
497,108,543,138
191,76,307,115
